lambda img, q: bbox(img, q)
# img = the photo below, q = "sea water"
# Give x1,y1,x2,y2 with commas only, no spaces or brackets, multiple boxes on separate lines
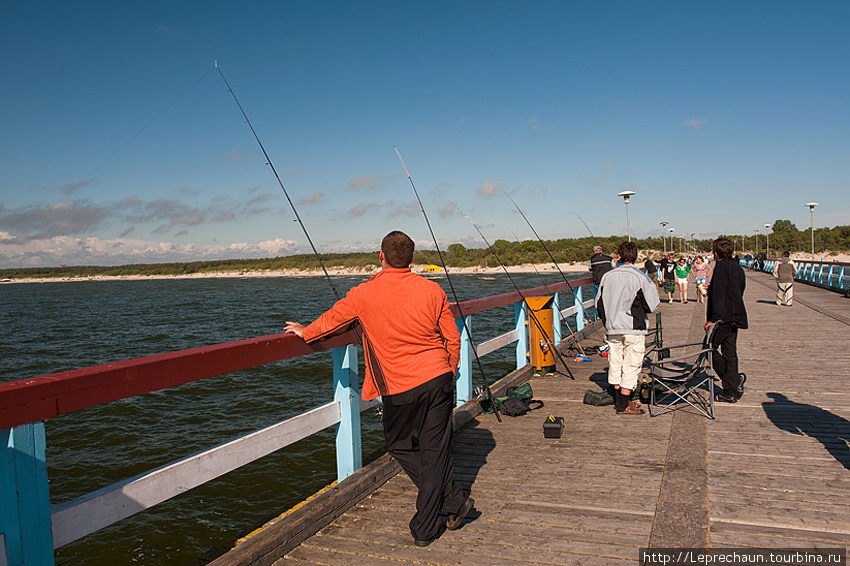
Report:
0,273,585,565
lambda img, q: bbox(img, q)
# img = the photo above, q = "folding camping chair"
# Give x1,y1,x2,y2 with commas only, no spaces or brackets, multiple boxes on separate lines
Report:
644,321,719,419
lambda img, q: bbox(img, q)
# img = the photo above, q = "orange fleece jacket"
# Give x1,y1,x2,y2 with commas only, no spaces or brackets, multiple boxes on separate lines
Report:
302,267,461,401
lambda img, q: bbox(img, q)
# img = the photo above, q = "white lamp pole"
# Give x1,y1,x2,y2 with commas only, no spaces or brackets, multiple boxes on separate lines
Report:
618,190,636,241
765,224,771,258
805,202,818,261
660,221,669,254
754,229,759,256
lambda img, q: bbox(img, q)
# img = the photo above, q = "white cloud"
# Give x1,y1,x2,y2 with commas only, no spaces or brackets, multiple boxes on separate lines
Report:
478,179,502,197
0,233,301,267
684,118,704,130
347,175,389,191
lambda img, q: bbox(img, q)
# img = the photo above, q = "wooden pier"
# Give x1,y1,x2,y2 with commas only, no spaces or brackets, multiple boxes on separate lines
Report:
218,269,850,565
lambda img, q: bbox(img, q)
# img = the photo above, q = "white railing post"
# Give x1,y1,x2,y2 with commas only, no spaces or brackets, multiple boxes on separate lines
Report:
455,316,473,406
514,301,528,370
552,292,562,344
574,286,585,331
0,423,55,566
332,344,362,483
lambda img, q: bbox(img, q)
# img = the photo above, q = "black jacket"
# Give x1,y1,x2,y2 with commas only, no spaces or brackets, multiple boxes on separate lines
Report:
589,252,614,284
706,258,748,329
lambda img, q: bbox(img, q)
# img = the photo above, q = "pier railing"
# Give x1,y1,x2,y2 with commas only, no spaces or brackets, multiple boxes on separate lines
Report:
0,275,594,566
742,257,848,293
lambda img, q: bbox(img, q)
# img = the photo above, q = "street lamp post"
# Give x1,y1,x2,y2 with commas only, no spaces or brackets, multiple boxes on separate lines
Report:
660,222,669,254
765,224,771,258
618,190,636,241
805,203,818,261
754,229,759,256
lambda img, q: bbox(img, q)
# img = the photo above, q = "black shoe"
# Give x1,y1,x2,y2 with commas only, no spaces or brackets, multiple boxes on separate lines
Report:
446,497,474,531
736,373,747,399
413,523,445,547
715,391,738,403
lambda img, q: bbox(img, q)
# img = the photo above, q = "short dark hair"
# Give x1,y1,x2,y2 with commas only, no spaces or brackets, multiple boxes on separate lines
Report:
713,237,734,259
782,250,791,257
381,230,415,267
617,241,638,264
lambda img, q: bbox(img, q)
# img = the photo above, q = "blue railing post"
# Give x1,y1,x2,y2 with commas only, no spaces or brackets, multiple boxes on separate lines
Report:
514,301,528,370
552,292,562,344
840,266,845,290
827,265,834,286
332,344,362,483
0,423,55,566
455,316,473,406
574,286,585,331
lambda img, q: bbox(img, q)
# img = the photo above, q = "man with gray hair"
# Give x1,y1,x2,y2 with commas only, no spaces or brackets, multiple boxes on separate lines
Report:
588,245,615,298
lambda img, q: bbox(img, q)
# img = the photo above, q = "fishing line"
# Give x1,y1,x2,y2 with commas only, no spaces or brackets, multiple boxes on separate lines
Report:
215,62,342,302
572,211,600,246
504,190,601,345
460,209,576,380
82,68,214,186
394,147,502,422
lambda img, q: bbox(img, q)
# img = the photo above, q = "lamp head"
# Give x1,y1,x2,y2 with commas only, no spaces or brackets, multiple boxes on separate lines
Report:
805,202,818,211
618,190,635,204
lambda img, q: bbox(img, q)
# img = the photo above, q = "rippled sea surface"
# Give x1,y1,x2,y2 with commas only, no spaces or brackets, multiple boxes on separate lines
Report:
0,273,590,566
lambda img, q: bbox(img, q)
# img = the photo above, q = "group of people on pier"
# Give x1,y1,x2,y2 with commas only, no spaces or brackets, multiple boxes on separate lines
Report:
285,230,751,547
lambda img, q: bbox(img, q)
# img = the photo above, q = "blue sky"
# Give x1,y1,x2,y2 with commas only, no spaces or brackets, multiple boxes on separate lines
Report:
1,1,847,267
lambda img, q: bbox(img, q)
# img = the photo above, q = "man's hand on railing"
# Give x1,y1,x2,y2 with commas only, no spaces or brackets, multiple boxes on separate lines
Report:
284,321,305,338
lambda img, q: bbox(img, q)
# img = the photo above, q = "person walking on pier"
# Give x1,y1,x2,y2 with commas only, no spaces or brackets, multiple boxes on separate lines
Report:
659,253,677,303
596,241,661,414
772,251,797,306
705,237,748,403
284,231,474,547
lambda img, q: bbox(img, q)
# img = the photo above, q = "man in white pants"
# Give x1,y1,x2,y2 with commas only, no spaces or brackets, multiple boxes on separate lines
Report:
596,241,661,414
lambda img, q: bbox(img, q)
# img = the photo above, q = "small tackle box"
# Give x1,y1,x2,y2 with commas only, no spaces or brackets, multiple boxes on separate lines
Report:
543,415,564,439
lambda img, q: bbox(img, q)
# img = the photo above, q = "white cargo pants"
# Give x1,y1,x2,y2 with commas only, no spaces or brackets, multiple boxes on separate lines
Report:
606,334,645,391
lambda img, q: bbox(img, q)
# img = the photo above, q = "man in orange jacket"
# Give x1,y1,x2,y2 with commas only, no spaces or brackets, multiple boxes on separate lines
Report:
285,230,474,546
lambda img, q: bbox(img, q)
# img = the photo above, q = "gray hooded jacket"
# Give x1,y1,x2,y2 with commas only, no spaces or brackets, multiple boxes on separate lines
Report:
595,264,661,336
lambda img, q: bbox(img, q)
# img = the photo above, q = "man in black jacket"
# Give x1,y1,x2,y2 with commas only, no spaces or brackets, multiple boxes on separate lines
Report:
588,245,615,298
705,237,748,403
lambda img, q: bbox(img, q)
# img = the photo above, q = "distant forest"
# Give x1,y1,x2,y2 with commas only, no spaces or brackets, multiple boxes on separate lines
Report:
2,221,848,280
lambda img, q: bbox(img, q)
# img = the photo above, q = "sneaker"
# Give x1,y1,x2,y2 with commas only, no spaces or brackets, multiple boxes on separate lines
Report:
446,497,474,530
715,391,737,403
616,400,645,415
736,373,747,399
413,522,446,547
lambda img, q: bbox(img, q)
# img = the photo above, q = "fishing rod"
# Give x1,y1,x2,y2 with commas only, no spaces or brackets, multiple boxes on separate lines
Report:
394,148,502,421
215,61,343,302
504,191,601,348
572,211,600,246
460,210,576,380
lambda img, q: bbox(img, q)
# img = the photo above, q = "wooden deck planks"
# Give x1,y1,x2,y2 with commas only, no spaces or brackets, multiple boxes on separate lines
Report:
249,271,850,565
707,271,850,547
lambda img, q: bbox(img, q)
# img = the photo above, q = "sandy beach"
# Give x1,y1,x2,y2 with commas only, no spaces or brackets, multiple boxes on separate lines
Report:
3,252,848,284
0,262,591,284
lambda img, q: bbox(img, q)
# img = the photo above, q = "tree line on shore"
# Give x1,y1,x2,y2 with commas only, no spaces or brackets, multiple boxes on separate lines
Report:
2,221,848,280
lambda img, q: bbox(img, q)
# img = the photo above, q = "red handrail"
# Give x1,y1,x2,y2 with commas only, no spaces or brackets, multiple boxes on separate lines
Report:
0,276,593,430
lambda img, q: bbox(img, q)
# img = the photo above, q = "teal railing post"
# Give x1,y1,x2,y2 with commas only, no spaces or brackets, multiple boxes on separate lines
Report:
552,292,562,344
514,301,528,370
839,266,845,290
332,344,362,482
827,265,834,287
455,316,473,406
574,286,585,331
0,423,55,566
